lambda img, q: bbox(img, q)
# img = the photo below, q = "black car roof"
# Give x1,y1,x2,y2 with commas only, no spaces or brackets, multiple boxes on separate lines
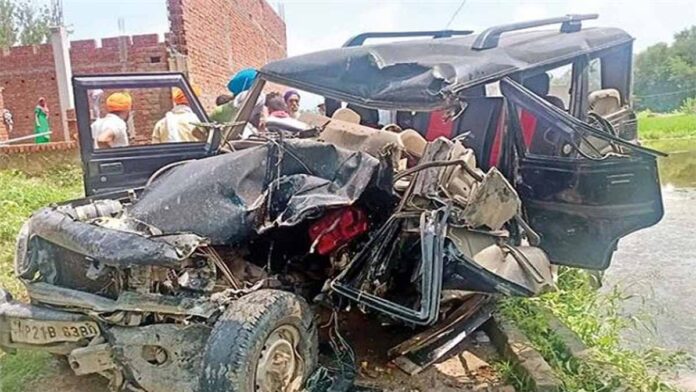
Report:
259,26,633,110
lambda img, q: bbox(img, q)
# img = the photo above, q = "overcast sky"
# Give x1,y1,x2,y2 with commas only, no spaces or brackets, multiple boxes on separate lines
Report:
62,0,696,55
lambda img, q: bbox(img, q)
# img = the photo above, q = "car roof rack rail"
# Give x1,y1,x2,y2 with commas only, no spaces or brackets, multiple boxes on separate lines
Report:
472,14,599,50
343,30,474,47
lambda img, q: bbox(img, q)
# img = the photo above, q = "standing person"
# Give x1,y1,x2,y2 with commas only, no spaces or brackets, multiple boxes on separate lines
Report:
91,92,132,149
265,94,307,132
88,89,104,119
284,90,301,119
2,108,13,136
227,68,257,96
34,98,50,144
152,86,203,143
208,94,238,124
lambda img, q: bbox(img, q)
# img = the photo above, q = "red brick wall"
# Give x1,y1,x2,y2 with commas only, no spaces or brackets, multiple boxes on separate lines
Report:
0,34,170,142
167,0,287,109
0,140,76,154
0,0,286,147
0,44,61,141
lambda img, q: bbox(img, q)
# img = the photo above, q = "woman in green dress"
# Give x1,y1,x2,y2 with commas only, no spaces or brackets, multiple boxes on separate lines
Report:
34,97,50,144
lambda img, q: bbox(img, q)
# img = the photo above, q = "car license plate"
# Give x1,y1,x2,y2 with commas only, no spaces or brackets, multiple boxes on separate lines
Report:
9,319,100,344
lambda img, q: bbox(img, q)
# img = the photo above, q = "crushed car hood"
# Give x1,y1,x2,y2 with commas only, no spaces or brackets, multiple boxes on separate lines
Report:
129,139,392,244
260,27,632,110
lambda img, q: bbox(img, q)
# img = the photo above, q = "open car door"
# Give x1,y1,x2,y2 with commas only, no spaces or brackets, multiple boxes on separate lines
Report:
74,73,217,196
499,78,665,270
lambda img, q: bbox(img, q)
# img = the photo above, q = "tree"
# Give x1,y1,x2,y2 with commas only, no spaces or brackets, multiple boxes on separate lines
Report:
634,26,696,112
15,0,52,45
0,0,55,48
0,0,17,48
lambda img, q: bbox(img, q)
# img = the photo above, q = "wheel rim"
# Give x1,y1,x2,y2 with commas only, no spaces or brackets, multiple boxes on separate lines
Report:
254,325,304,392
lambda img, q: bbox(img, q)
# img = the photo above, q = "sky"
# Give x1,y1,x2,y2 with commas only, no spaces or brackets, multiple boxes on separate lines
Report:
59,0,696,55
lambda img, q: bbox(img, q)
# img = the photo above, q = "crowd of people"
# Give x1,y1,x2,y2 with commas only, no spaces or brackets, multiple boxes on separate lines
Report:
89,67,311,149
2,67,318,147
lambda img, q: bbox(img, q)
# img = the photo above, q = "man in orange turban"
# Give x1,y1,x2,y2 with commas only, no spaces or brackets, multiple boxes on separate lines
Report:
91,92,132,148
152,85,204,143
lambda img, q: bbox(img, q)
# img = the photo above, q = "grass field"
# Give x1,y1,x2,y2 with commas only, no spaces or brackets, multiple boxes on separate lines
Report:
638,112,696,140
0,163,83,392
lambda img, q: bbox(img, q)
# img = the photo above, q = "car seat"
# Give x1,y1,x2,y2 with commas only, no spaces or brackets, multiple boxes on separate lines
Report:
588,88,621,116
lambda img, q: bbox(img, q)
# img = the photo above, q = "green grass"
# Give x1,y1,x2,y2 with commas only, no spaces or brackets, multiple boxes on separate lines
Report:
0,166,83,296
0,350,54,392
0,163,83,391
499,269,690,391
638,112,696,140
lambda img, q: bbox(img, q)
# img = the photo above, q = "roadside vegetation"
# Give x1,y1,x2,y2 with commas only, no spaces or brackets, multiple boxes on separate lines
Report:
638,111,696,140
0,162,82,392
497,269,690,391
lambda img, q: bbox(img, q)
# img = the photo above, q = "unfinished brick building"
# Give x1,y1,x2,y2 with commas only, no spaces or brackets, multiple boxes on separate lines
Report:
0,0,286,143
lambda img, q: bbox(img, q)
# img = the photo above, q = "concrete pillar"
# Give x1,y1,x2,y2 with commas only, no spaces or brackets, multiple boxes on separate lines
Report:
50,26,73,142
0,87,8,141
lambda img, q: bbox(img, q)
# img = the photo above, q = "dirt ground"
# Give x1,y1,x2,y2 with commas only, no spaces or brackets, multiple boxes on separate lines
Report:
339,311,511,392
23,311,512,392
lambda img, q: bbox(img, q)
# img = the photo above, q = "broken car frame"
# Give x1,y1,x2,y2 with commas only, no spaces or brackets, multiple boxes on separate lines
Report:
0,14,665,392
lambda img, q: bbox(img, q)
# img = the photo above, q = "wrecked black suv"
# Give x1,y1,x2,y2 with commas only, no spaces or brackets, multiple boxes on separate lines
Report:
0,14,664,392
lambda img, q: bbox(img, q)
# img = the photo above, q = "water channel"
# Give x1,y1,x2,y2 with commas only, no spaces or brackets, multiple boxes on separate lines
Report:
603,138,696,382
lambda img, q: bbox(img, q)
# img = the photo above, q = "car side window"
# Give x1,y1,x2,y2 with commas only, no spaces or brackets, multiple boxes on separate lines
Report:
546,64,572,111
588,58,602,92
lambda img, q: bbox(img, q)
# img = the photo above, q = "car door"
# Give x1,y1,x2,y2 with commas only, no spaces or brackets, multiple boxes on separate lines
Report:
73,73,218,196
499,77,665,270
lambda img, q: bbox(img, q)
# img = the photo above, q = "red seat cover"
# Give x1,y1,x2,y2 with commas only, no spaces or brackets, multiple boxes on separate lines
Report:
424,110,454,141
488,109,538,167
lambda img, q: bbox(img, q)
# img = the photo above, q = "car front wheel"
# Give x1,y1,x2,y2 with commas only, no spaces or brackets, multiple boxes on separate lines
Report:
199,289,318,392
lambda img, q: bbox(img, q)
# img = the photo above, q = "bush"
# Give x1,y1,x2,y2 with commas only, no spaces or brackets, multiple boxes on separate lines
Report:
499,269,690,391
679,97,696,115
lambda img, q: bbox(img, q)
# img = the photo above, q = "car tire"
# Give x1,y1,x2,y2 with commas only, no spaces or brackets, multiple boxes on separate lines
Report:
199,289,318,392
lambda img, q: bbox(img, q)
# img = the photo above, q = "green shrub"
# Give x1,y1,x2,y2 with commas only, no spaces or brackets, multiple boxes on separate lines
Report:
679,97,696,115
500,269,690,391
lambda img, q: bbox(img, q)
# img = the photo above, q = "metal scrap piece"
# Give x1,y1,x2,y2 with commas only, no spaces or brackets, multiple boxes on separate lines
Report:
26,282,218,318
389,296,494,375
68,343,117,376
108,323,211,392
460,168,521,231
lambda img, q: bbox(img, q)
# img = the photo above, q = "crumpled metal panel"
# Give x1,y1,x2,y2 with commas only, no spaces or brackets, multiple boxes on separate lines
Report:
26,282,218,318
129,139,390,245
22,208,202,270
459,168,520,231
260,28,632,110
411,138,520,231
443,229,554,296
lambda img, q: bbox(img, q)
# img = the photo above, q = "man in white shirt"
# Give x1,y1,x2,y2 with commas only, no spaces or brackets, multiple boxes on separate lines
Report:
152,86,204,143
88,89,104,119
91,93,132,149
